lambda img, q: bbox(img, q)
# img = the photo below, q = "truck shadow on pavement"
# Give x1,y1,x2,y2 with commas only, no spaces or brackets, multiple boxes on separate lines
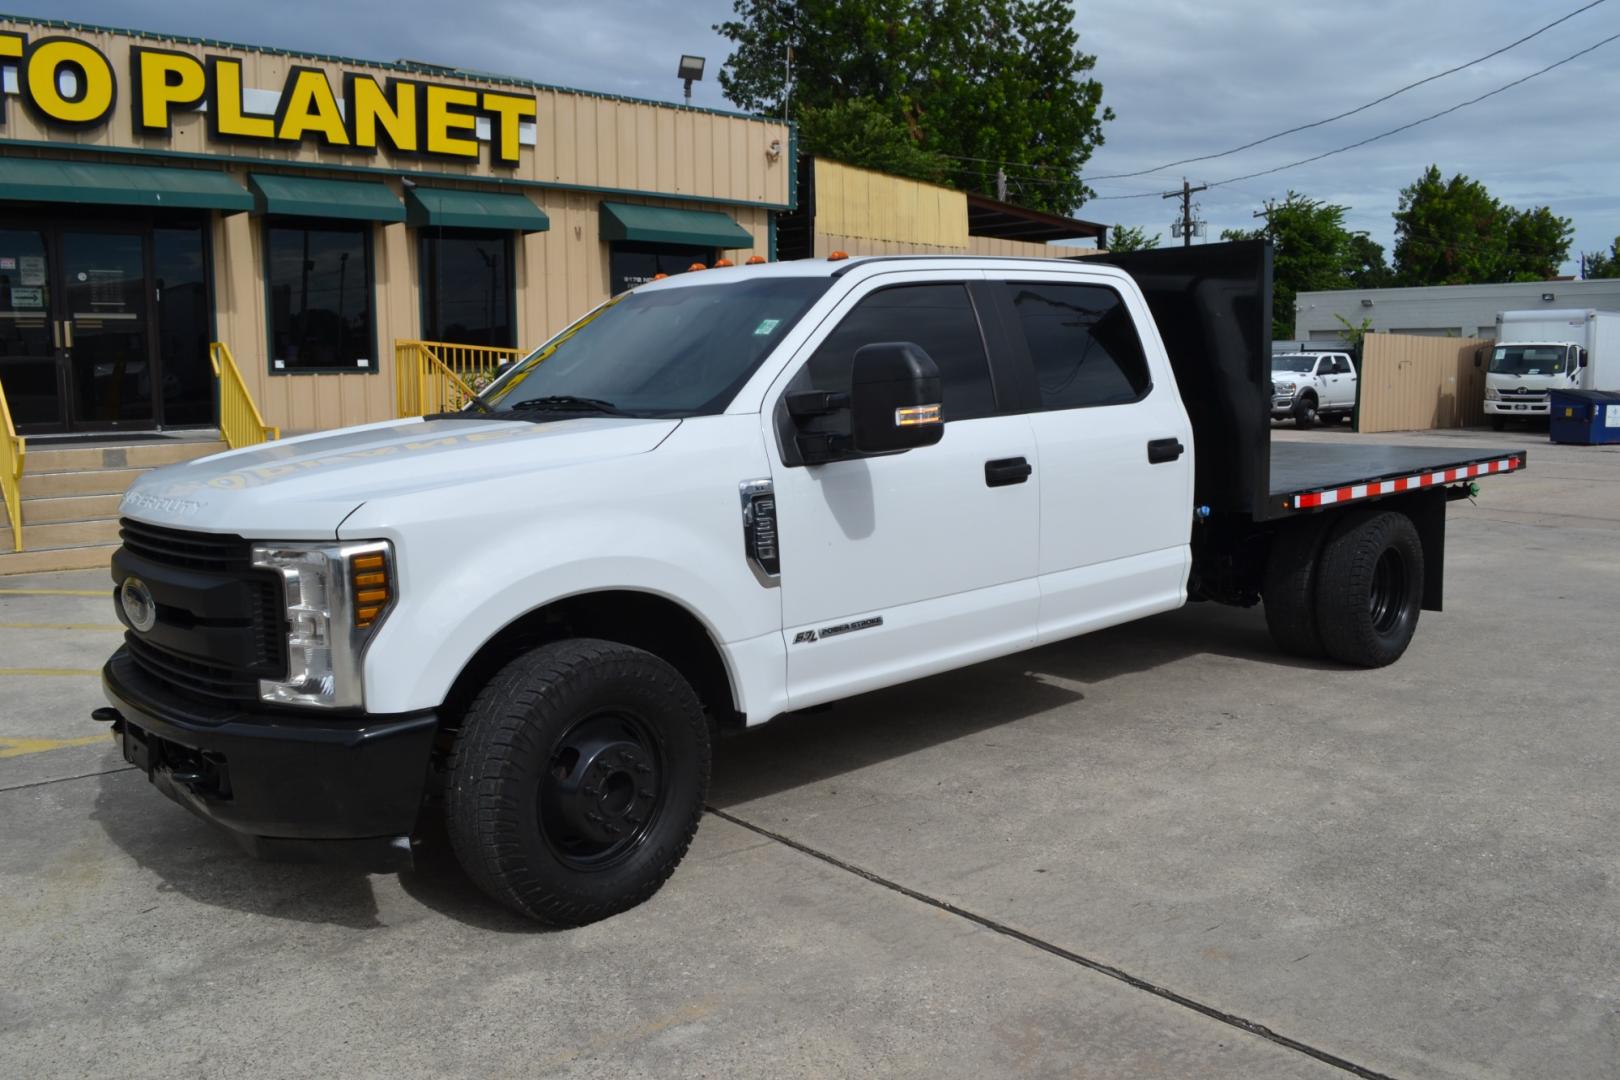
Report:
89,601,1324,931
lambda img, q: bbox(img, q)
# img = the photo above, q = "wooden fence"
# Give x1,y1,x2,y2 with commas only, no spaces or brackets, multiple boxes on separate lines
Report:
1356,334,1491,433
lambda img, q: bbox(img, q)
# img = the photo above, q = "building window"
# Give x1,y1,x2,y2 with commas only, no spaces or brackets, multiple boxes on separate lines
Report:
1007,283,1151,409
420,230,514,347
266,220,374,373
609,241,717,295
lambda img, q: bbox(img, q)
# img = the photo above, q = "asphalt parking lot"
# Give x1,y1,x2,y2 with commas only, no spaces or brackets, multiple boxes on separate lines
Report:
3,425,1616,1079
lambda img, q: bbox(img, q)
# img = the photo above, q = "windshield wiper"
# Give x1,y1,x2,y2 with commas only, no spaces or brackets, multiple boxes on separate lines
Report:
505,395,629,416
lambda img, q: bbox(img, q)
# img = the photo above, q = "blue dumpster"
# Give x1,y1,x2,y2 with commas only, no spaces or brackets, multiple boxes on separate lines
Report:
1549,389,1620,445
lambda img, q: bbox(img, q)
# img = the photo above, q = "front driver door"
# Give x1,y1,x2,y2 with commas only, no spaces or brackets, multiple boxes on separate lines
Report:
766,274,1040,710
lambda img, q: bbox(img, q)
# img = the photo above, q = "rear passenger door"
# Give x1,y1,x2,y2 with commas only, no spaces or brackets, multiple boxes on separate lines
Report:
984,273,1194,644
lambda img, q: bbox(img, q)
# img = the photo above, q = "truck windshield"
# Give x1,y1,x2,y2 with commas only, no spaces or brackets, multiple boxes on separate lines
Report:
1490,346,1566,375
472,278,830,418
1272,355,1317,373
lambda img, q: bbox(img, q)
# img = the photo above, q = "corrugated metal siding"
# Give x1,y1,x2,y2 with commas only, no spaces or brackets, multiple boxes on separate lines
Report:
812,160,968,249
1357,334,1491,433
0,19,791,208
1297,281,1620,341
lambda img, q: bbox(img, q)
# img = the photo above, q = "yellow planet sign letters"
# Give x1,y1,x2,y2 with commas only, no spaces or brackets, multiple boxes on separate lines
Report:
0,31,535,165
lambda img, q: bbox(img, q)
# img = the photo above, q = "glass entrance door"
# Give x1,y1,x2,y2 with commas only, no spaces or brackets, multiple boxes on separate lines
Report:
60,229,153,429
0,228,62,430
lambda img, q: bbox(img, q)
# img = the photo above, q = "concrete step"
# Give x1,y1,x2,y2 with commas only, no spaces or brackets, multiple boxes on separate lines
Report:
0,543,118,576
11,492,124,524
2,518,122,554
24,439,225,474
20,468,147,500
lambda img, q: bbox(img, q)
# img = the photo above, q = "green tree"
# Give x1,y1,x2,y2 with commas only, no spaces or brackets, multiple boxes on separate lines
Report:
1106,223,1159,252
1221,192,1388,338
1392,166,1572,285
715,0,1112,214
795,100,951,183
1581,236,1620,279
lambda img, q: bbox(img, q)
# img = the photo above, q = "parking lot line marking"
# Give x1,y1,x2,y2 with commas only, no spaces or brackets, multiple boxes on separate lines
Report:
0,588,108,597
0,622,122,631
0,764,135,794
708,806,1398,1080
0,668,102,677
0,735,111,759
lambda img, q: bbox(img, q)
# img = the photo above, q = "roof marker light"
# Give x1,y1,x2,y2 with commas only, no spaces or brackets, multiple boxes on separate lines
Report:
688,262,707,271
827,250,849,261
746,255,767,265
713,258,734,267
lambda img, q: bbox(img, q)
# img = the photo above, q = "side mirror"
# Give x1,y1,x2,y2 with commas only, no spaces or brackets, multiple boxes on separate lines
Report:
1578,348,1589,369
848,342,944,454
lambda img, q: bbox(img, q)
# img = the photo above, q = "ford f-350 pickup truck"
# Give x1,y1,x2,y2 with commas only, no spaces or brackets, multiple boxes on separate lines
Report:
97,241,1525,925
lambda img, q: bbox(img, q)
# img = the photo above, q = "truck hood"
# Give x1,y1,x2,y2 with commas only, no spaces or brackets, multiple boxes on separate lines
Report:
1488,373,1566,391
118,416,680,537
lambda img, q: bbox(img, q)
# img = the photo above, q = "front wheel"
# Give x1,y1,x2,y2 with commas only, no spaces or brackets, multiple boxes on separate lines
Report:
446,638,710,925
1293,395,1319,429
1314,511,1424,668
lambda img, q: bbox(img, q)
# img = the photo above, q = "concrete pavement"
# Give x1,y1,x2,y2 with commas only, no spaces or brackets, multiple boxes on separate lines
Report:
2,427,1615,1078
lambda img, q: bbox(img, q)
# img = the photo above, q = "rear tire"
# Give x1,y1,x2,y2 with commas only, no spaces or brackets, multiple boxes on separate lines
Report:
446,638,710,926
1263,515,1335,658
1314,511,1424,668
1293,394,1319,429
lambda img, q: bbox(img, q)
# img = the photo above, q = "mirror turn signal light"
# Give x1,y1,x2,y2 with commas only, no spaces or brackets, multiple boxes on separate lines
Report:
351,552,390,629
895,403,942,427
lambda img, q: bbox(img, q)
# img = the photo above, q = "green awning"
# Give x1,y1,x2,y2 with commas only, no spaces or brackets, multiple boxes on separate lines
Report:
599,202,752,249
249,173,405,222
405,187,549,233
0,157,252,212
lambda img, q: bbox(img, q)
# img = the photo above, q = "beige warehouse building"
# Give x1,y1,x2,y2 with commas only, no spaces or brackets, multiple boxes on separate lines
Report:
0,15,788,437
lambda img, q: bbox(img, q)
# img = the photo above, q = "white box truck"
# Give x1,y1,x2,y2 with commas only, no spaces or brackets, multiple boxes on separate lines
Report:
1487,309,1620,429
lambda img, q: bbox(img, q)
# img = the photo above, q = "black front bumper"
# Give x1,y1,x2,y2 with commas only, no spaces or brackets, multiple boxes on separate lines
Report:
102,647,437,871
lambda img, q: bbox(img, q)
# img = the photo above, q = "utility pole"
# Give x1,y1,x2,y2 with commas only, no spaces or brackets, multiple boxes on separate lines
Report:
1162,177,1208,247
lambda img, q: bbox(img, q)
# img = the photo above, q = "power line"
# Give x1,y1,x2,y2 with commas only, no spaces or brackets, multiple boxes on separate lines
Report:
1085,0,1609,182
1086,30,1620,201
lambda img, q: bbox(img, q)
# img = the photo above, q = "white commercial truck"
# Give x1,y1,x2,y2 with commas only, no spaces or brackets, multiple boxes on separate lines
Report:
95,243,1526,925
1486,309,1620,429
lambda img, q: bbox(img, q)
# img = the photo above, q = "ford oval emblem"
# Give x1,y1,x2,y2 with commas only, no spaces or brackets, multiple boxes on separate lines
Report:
119,577,157,633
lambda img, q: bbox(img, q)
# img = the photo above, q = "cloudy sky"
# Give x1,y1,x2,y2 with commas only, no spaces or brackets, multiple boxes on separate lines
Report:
42,0,1620,272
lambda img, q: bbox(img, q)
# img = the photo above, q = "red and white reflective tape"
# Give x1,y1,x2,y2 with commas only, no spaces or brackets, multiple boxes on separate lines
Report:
1291,457,1522,510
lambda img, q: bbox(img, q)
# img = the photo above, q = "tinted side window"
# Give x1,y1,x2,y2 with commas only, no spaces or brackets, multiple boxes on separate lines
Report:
1008,283,1150,409
1332,357,1354,375
800,283,995,421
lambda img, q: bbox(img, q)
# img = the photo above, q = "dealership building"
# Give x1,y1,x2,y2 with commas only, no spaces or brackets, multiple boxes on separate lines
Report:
0,15,796,437
1293,278,1620,344
0,15,1112,442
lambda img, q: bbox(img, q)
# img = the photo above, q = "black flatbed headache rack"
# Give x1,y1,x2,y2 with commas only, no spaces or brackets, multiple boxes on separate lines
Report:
1092,241,1527,524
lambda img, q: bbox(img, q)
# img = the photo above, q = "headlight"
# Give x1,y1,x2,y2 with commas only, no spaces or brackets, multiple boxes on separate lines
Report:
1484,387,1499,400
251,540,395,708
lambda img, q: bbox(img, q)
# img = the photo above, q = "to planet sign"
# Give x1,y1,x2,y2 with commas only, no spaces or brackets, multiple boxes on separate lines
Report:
0,31,536,166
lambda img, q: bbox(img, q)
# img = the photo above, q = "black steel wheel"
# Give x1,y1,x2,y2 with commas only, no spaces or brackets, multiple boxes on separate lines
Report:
446,638,709,925
1314,510,1425,668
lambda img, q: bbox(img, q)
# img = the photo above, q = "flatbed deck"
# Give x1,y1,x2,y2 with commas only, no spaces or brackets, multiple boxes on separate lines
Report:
1268,442,1527,514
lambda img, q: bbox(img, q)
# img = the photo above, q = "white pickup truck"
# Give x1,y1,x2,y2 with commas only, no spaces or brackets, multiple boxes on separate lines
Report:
97,242,1525,925
1271,351,1358,427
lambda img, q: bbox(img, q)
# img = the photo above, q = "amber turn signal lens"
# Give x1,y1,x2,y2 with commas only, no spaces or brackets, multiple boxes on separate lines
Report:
351,550,392,629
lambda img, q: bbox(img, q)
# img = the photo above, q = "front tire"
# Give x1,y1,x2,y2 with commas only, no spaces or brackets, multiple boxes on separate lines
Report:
1293,394,1319,429
446,638,710,925
1314,511,1424,668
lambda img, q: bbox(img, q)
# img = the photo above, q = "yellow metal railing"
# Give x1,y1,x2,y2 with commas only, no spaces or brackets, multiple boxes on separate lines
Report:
395,340,523,417
209,342,280,449
0,374,24,552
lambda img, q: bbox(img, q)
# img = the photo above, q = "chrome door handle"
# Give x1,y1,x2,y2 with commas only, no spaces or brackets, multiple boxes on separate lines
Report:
52,320,61,349
63,321,73,348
